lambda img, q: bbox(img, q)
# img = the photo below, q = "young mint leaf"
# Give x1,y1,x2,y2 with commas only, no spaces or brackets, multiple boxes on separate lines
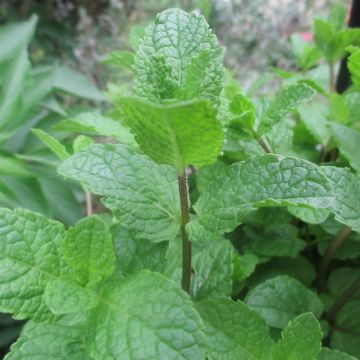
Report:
272,313,322,360
72,135,94,153
347,46,360,91
257,83,316,135
228,92,256,133
245,275,323,329
319,348,358,360
288,207,330,224
0,208,67,321
192,240,233,300
102,50,134,70
321,166,360,232
290,33,321,70
329,93,350,124
87,270,206,359
196,298,273,360
118,97,223,170
44,278,97,315
111,224,168,275
32,128,70,160
194,155,334,235
54,112,137,147
133,8,223,106
5,320,88,360
58,144,181,242
61,216,115,287
328,4,346,32
329,123,360,174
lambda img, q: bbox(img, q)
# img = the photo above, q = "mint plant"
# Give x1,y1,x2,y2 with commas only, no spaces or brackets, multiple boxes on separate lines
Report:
1,6,360,360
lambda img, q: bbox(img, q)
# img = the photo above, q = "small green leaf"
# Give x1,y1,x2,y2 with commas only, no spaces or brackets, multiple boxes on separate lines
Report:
73,135,94,152
245,275,323,329
329,93,350,124
194,154,334,235
196,298,273,360
258,83,316,135
318,348,358,360
321,166,360,232
54,112,137,146
59,144,181,242
102,50,134,69
87,270,206,359
62,216,115,287
118,97,223,170
44,279,97,315
272,313,322,360
228,92,256,132
329,123,360,174
347,46,360,91
32,128,70,160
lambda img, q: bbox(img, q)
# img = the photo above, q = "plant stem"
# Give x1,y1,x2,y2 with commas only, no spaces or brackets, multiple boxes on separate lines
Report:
251,129,273,153
177,171,192,293
326,274,360,325
85,190,93,216
329,62,336,92
318,226,352,291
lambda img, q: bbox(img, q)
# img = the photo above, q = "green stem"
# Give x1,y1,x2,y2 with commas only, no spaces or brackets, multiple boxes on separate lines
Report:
85,190,93,216
326,274,360,325
318,226,352,291
251,129,273,153
178,171,192,293
329,62,336,92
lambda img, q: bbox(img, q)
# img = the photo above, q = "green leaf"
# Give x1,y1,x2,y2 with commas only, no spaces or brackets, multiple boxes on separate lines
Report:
118,97,223,170
87,270,206,359
44,279,97,315
318,348,358,360
62,216,115,287
328,4,346,32
196,160,227,194
32,129,70,160
102,50,134,69
58,144,181,242
0,208,67,321
329,93,350,124
228,92,256,133
196,298,273,360
272,313,322,360
129,25,145,51
0,154,33,177
5,320,88,360
321,166,360,232
133,8,223,106
288,207,330,224
111,224,168,274
290,34,321,70
329,123,360,174
328,268,360,301
72,135,94,152
194,154,334,235
192,240,233,300
347,46,360,91
258,83,316,135
54,112,137,146
245,275,323,329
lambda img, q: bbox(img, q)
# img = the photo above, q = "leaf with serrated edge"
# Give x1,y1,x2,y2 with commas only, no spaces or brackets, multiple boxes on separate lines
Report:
0,208,67,321
272,313,322,360
59,144,181,242
87,270,206,359
322,166,360,232
62,216,115,287
196,298,273,360
133,8,223,106
245,275,323,329
194,154,334,235
118,97,223,170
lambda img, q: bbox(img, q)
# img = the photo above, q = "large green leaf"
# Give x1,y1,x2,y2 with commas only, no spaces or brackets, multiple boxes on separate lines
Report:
193,155,334,235
59,144,181,242
271,313,322,360
61,216,115,287
196,298,273,360
118,97,223,170
87,271,206,359
257,83,315,135
321,166,360,232
133,8,223,106
0,208,66,321
245,275,323,329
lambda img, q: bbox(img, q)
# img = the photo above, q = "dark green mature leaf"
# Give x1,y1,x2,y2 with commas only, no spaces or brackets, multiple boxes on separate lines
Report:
329,123,360,174
318,348,358,360
59,144,181,242
62,216,115,287
0,208,67,321
193,155,334,235
272,313,322,360
321,166,360,232
118,97,223,170
258,83,316,135
245,275,323,329
196,298,273,360
133,8,223,106
87,271,206,359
